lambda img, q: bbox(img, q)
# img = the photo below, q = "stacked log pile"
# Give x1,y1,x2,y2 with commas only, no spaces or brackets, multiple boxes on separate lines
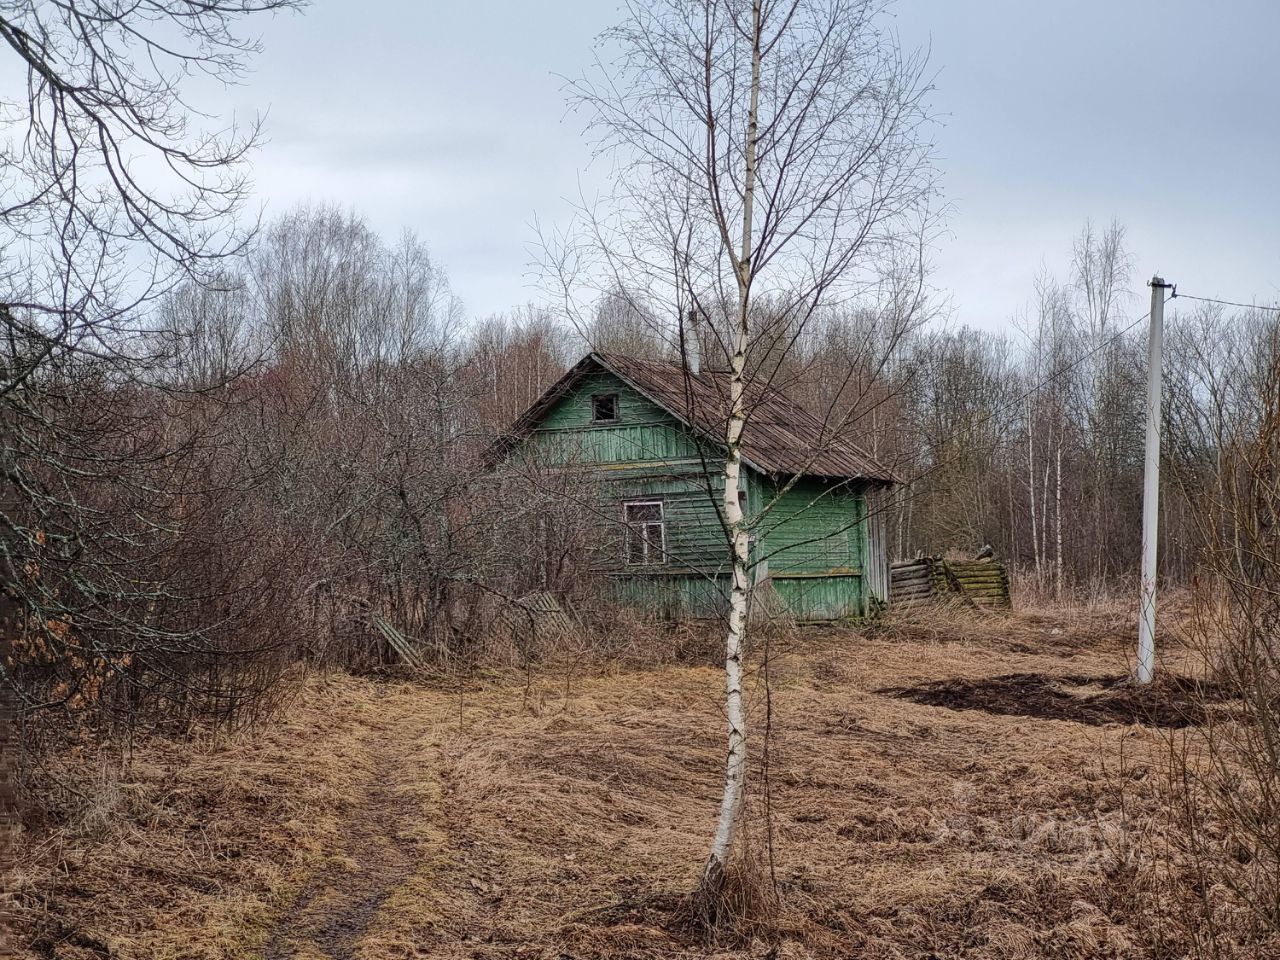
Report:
890,556,1011,610
945,560,1012,609
889,558,946,606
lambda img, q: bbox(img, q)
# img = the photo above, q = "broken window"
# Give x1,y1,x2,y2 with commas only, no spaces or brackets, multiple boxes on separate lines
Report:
592,393,618,423
623,500,665,565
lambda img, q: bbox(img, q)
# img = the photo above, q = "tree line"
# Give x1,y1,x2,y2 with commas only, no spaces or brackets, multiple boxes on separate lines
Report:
583,218,1278,601
9,202,1276,754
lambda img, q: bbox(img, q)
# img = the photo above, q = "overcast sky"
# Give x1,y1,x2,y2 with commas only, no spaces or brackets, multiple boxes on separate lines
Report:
232,0,1278,332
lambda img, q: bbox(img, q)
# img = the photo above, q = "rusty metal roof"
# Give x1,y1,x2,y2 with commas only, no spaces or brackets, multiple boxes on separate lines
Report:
492,352,897,484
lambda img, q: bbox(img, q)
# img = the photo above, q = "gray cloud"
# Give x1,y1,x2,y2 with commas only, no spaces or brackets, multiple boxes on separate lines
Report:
222,0,1280,325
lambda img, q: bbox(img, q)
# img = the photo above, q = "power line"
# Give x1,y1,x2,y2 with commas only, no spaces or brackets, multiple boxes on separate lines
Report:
1172,291,1280,314
758,300,1163,564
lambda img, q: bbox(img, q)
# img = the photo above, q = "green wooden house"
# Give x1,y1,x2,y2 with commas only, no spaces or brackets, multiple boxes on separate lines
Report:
489,353,895,621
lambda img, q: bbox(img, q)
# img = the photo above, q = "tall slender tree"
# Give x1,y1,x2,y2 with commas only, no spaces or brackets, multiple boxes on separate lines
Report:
553,0,938,916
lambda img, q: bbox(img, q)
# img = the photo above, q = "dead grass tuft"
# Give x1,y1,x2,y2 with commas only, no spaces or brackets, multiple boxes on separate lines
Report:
681,850,783,947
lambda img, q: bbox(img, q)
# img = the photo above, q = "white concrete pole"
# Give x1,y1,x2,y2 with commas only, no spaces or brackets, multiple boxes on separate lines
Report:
1136,276,1171,685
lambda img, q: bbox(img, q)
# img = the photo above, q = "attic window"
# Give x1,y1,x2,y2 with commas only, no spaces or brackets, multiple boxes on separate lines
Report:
623,500,665,565
592,393,618,423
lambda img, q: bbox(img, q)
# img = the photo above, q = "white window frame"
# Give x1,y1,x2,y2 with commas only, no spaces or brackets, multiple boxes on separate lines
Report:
623,499,666,566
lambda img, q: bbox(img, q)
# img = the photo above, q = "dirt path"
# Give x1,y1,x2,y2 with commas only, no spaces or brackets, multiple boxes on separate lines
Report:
261,696,444,960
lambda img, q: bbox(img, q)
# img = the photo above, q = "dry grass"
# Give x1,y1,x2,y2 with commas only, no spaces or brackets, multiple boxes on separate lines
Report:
7,604,1234,958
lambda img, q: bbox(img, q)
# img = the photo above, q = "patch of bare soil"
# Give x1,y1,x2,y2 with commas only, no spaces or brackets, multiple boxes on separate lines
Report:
881,672,1233,728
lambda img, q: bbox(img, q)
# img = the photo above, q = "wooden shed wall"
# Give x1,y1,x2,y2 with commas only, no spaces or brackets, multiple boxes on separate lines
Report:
531,369,708,466
864,486,890,607
522,371,727,615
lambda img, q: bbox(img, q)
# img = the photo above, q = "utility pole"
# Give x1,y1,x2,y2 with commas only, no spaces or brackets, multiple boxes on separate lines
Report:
1136,275,1172,685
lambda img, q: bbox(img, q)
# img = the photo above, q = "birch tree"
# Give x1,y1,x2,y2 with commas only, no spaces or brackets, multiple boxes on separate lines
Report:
552,0,937,920
1071,221,1136,586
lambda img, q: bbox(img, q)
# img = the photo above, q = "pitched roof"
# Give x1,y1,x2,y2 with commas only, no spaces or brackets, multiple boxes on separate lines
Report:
491,352,897,484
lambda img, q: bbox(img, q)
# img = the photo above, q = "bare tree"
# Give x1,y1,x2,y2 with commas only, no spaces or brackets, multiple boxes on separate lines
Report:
1155,307,1280,951
469,306,575,433
0,0,303,370
553,0,937,919
177,205,602,675
0,0,302,881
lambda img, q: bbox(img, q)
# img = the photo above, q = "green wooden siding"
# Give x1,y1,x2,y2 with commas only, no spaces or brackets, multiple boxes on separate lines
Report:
513,370,870,620
757,477,864,573
600,471,729,574
532,370,708,466
756,477,867,620
609,573,732,620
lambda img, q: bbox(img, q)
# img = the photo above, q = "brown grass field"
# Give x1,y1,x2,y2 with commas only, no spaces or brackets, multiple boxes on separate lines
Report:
9,602,1237,959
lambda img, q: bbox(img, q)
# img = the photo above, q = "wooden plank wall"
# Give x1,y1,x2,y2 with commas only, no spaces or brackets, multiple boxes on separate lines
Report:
889,558,945,606
945,560,1012,609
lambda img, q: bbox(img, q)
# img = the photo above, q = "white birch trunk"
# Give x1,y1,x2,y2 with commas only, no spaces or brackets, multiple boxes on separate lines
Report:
706,340,750,879
1040,420,1052,585
1027,401,1040,578
702,0,761,889
1054,440,1064,598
